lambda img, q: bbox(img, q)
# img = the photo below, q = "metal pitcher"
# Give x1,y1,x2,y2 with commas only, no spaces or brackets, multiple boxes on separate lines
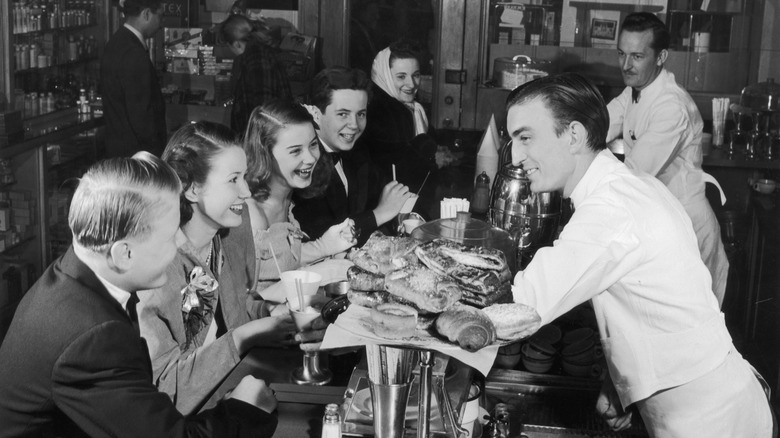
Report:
488,164,562,270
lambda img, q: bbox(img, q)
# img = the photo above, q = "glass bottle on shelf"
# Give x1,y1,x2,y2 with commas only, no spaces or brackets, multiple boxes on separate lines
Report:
68,35,79,62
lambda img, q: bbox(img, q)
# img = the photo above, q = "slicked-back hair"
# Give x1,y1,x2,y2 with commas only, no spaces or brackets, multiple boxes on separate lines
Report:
68,152,181,253
620,12,670,53
388,39,422,67
506,73,609,152
309,67,371,113
162,121,241,224
243,99,331,201
119,0,163,17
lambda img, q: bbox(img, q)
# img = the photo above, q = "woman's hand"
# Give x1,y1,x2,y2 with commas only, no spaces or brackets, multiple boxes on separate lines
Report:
296,316,329,351
306,219,357,261
233,314,299,352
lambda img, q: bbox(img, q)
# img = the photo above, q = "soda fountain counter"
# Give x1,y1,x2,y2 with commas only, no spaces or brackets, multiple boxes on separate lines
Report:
701,146,780,393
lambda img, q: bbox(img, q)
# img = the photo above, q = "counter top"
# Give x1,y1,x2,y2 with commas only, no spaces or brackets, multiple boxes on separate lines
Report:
703,148,780,170
0,110,103,159
203,347,352,438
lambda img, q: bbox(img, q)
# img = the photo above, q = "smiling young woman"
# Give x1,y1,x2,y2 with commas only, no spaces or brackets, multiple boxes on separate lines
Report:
135,121,303,415
243,100,358,295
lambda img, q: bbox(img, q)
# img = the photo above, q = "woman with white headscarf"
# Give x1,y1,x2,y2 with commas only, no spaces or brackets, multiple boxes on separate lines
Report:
359,40,456,195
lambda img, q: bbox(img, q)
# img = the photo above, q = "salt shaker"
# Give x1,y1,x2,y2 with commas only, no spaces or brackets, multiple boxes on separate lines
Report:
494,403,510,438
321,403,341,438
471,171,491,215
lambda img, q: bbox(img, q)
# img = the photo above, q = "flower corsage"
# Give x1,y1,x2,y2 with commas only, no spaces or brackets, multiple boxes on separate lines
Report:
181,266,219,348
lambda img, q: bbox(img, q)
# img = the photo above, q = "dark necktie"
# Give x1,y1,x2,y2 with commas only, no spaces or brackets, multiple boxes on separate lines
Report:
631,88,640,103
329,152,342,165
126,292,140,335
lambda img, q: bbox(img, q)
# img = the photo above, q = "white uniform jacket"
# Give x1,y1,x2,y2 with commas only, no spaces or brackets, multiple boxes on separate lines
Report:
513,151,731,407
606,69,729,306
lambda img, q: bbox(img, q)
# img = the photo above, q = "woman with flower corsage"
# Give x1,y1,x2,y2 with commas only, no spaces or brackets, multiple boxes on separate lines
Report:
137,121,300,416
243,100,357,297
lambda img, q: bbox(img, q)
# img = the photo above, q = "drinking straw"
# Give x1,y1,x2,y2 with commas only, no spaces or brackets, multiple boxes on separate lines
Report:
267,240,283,279
416,171,431,196
295,278,305,311
366,345,382,383
392,164,397,181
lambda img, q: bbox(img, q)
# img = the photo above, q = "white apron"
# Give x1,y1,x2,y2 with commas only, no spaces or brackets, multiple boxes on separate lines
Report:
636,349,772,438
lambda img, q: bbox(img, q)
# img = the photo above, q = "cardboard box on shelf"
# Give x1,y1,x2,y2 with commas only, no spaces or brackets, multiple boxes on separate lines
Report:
164,28,202,59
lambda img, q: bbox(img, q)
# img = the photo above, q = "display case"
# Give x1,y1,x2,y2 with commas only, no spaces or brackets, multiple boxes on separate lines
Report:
0,109,102,340
2,1,110,120
470,0,755,130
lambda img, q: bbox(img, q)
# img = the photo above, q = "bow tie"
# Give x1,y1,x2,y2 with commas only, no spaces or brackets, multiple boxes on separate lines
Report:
328,151,342,165
631,88,641,103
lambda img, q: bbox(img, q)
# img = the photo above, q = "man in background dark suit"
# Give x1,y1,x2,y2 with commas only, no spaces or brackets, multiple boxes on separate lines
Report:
293,67,412,247
100,0,167,157
0,153,278,437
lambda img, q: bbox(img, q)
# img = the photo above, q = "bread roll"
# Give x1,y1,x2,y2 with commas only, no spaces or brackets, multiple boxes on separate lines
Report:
347,265,385,291
347,289,389,308
435,303,497,352
482,303,541,341
384,266,461,313
370,303,418,340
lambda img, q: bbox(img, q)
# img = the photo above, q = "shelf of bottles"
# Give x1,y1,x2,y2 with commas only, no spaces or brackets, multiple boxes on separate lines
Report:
9,0,103,120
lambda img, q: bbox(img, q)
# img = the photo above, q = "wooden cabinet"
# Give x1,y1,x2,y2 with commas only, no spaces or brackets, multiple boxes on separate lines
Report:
465,0,757,131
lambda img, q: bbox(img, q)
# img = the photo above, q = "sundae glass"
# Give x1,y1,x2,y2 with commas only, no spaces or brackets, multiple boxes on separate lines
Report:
287,292,332,385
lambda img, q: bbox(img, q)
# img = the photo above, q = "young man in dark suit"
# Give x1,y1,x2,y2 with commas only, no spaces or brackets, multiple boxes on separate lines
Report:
293,67,412,246
100,0,167,157
0,153,278,437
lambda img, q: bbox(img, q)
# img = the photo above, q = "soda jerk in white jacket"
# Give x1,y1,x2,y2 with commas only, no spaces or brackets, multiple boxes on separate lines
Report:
607,69,729,307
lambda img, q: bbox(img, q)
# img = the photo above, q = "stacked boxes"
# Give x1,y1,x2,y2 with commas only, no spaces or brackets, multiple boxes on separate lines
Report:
198,45,233,76
165,27,201,75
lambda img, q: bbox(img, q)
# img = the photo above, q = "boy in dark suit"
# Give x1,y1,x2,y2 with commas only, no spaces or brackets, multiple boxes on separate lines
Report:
100,0,167,157
0,153,278,437
293,67,412,246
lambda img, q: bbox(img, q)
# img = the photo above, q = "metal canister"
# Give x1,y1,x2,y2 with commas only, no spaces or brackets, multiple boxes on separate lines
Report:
488,164,562,270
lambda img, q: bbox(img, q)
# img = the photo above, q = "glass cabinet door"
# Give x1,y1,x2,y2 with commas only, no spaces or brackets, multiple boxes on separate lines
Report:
2,0,109,119
0,147,43,340
42,125,100,264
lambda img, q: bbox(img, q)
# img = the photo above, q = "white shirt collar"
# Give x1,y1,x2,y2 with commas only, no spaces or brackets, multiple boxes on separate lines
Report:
635,69,671,104
319,138,335,154
94,271,133,311
569,150,621,209
124,23,147,49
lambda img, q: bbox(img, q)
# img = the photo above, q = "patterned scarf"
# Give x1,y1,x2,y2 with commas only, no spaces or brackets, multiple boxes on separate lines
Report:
371,47,429,136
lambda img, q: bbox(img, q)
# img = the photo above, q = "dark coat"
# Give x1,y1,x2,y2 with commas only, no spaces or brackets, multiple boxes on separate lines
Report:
358,83,438,193
0,247,277,438
230,39,293,135
100,26,167,157
292,147,387,247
